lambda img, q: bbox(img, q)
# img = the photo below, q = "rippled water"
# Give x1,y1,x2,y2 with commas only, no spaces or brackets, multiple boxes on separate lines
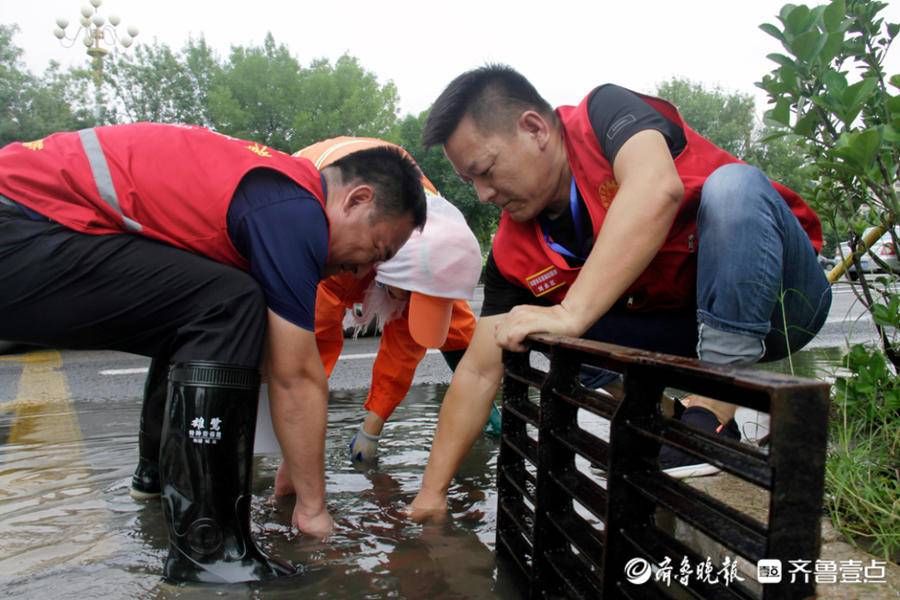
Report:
0,383,512,599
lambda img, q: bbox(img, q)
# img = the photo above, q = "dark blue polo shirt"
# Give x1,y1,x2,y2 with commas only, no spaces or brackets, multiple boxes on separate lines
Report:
227,168,329,331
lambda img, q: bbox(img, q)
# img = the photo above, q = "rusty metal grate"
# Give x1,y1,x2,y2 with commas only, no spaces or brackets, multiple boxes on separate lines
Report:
495,334,830,600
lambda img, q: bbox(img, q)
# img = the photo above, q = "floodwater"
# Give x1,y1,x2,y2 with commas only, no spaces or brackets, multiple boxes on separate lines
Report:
0,346,846,599
0,377,512,599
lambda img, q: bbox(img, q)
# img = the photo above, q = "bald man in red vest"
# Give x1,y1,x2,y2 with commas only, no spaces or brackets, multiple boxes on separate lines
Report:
0,123,426,582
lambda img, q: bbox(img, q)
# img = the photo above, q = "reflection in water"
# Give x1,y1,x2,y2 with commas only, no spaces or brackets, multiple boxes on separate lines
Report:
0,374,509,599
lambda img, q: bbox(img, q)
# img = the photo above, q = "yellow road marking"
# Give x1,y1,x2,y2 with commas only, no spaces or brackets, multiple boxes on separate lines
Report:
2,351,84,445
0,350,115,577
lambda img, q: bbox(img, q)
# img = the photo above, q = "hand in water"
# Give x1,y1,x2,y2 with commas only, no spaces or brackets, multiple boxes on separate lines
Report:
293,503,334,541
348,423,380,465
273,461,333,540
407,487,449,524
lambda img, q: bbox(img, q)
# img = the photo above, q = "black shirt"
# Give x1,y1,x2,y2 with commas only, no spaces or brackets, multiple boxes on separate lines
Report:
481,84,686,317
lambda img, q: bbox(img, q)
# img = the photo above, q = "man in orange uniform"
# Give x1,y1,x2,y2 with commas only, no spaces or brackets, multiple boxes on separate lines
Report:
298,138,485,464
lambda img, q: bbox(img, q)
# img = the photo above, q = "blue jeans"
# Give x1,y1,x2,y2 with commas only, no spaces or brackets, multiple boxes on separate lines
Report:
582,163,831,368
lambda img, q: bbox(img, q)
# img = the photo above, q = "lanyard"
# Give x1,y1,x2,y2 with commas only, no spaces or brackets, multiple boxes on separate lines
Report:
540,178,587,262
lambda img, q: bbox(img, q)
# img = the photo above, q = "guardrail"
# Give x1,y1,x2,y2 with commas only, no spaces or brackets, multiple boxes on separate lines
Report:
495,334,830,599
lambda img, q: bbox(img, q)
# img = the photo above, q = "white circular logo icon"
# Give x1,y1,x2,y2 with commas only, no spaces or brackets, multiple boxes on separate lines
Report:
624,557,652,585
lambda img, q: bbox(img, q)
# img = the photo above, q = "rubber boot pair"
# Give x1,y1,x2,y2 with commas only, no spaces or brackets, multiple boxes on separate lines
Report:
133,359,296,583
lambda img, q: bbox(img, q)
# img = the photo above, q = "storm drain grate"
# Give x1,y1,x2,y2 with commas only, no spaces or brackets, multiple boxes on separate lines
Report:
496,334,829,600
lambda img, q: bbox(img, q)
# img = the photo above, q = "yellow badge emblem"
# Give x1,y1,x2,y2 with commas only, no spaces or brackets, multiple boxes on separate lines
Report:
246,143,271,158
23,139,44,151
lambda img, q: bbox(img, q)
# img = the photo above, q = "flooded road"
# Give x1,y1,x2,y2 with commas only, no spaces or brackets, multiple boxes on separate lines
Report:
0,349,510,599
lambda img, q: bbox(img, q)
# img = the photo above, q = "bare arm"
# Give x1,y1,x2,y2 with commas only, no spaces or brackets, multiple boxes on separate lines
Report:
265,309,334,539
409,314,505,519
496,129,685,350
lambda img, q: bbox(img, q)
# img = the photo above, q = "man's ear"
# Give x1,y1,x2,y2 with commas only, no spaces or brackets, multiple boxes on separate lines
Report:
517,110,551,149
343,184,375,214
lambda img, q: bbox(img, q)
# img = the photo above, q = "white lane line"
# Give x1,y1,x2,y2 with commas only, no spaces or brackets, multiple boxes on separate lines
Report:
99,349,440,375
825,315,872,324
99,367,149,375
329,349,440,361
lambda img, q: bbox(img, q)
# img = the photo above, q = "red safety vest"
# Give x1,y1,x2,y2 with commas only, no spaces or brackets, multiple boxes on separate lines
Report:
492,91,823,311
0,123,326,268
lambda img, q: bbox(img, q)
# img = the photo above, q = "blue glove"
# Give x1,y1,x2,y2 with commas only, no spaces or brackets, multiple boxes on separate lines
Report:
348,423,380,464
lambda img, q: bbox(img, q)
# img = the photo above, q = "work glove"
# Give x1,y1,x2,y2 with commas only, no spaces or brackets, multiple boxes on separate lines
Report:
348,423,380,465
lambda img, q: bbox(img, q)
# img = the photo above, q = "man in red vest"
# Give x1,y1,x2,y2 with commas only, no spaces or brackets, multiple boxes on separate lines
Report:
293,137,485,465
409,65,831,519
0,123,426,583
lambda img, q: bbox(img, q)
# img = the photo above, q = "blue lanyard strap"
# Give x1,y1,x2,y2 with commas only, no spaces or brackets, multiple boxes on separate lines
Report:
540,178,587,262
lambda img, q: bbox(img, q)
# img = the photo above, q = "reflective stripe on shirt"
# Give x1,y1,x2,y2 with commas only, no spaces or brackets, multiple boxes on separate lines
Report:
78,128,143,233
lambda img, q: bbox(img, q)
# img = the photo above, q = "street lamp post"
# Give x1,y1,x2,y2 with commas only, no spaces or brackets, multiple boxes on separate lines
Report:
53,0,139,124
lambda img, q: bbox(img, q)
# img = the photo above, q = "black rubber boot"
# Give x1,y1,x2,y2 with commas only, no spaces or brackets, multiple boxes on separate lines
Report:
160,361,297,584
130,357,167,499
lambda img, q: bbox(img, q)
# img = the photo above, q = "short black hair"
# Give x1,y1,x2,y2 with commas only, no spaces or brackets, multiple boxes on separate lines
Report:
328,146,427,231
422,64,555,148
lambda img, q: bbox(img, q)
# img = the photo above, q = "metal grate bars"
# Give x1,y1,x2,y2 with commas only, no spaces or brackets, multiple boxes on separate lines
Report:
495,334,829,599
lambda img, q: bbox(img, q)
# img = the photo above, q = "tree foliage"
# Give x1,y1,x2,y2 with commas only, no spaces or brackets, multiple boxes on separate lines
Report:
289,54,400,150
758,0,899,366
205,33,308,150
101,33,401,154
107,37,221,126
656,78,757,157
0,25,90,147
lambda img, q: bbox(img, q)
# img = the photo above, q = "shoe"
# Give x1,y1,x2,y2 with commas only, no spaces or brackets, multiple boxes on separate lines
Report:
130,357,168,500
659,407,740,479
160,361,297,583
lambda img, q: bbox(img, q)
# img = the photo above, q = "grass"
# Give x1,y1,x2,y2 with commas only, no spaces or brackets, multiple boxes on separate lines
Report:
825,344,900,561
764,341,899,560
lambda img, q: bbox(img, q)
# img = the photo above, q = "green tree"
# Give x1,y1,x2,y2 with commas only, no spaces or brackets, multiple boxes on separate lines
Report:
745,125,813,195
107,37,222,126
655,78,757,157
390,110,497,250
758,0,899,364
289,54,400,150
206,36,399,152
206,33,306,150
0,24,90,146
